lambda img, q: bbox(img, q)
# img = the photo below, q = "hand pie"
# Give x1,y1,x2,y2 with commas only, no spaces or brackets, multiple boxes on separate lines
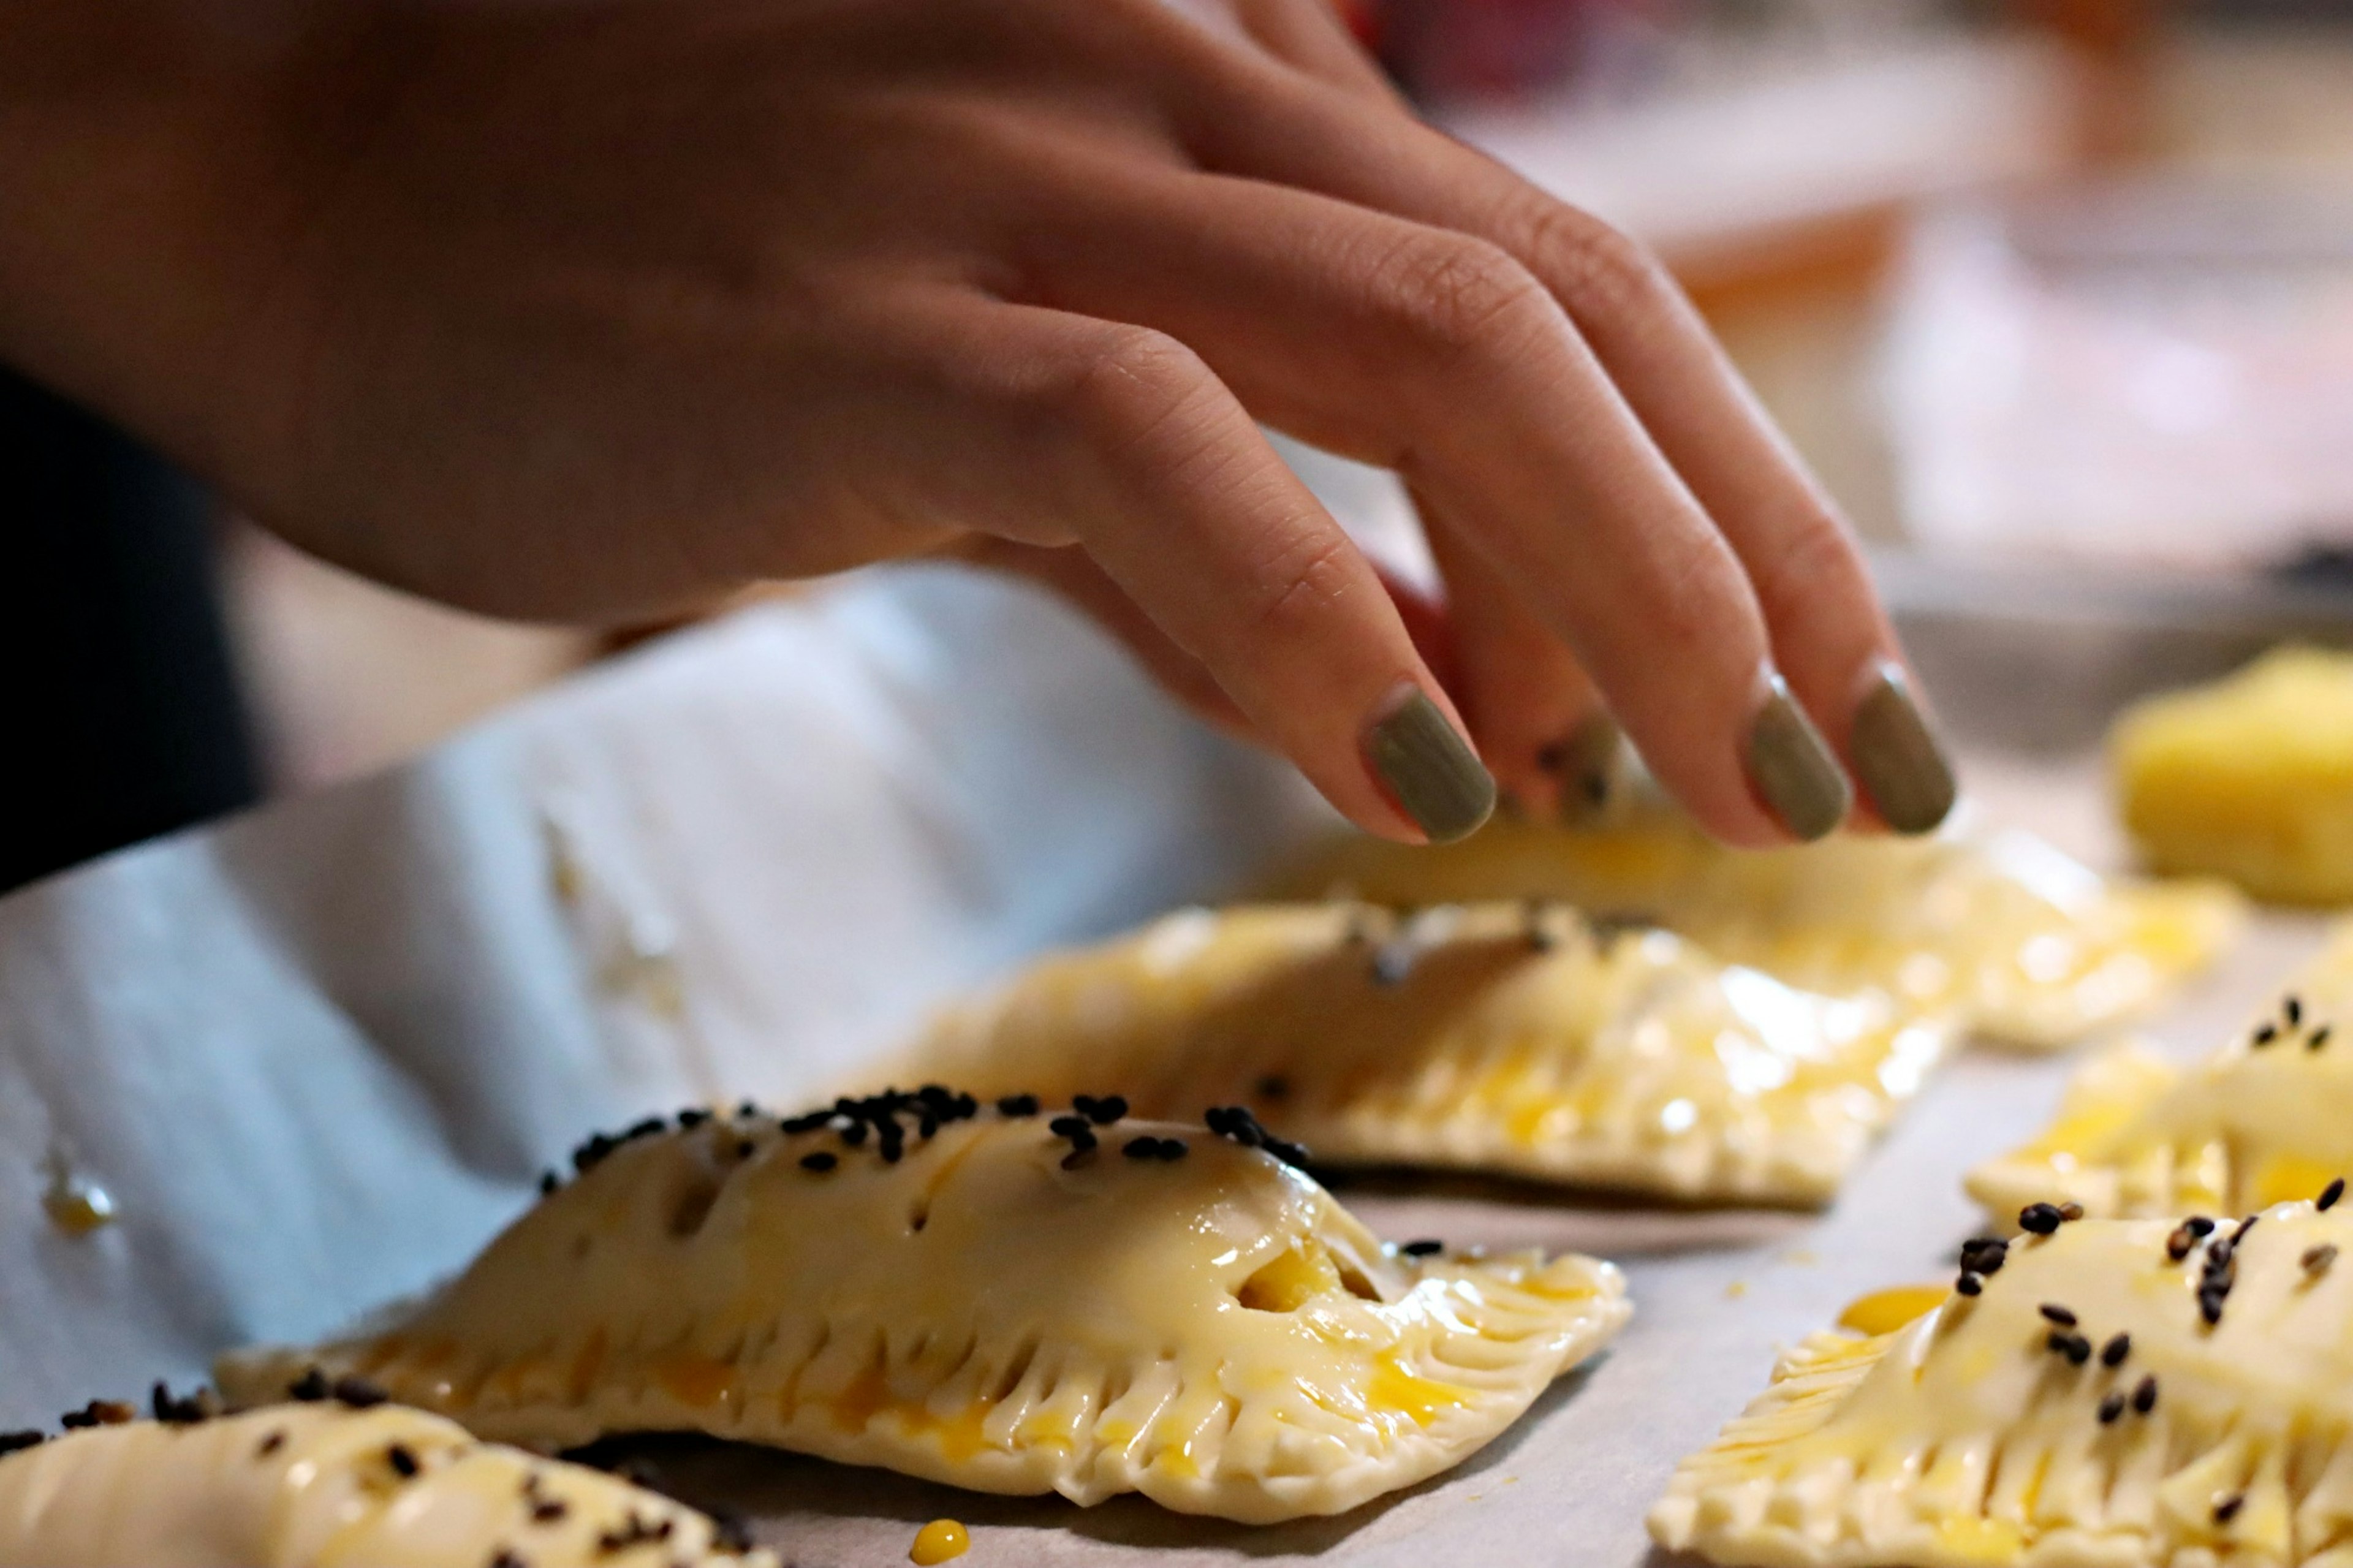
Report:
1653,1200,2353,1567
1271,809,2242,1050
217,1104,1627,1523
1969,925,2353,1222
873,903,1950,1206
0,1396,767,1567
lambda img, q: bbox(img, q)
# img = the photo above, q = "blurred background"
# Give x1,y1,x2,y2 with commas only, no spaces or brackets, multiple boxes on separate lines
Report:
17,0,2353,886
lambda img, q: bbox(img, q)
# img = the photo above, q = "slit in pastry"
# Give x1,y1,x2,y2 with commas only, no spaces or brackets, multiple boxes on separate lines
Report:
217,1100,1627,1523
868,902,1951,1206
0,1395,767,1566
1653,1197,2353,1567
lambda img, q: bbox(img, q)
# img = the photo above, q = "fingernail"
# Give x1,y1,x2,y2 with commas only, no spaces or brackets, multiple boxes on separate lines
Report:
1537,714,1629,827
1745,673,1851,842
1365,687,1496,845
1851,661,1957,835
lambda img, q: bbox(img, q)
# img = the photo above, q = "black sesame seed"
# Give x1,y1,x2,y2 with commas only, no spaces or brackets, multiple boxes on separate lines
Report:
1085,1096,1127,1126
331,1376,388,1409
1955,1271,1984,1296
917,1113,939,1139
2039,1303,2078,1327
733,1139,756,1161
1156,1138,1188,1160
2255,1023,2280,1047
2185,1216,2218,1237
255,1430,285,1458
2020,1203,2064,1235
2097,1392,2125,1424
676,1108,711,1129
1959,1237,2009,1275
2058,1202,2085,1221
538,1171,559,1197
387,1442,420,1479
487,1551,527,1568
837,1119,868,1147
2313,1026,2335,1052
2102,1333,2131,1368
780,1110,833,1135
2324,1178,2346,1211
736,1100,759,1118
1122,1136,1159,1161
2200,1288,2227,1325
289,1369,330,1402
1400,1240,1444,1257
1256,1075,1290,1100
1048,1115,1090,1139
2047,1331,2091,1365
2166,1227,2196,1262
2234,1214,2260,1242
2214,1492,2245,1524
625,1116,665,1142
2287,994,2305,1025
799,1152,837,1173
0,1431,44,1456
2133,1374,2158,1414
996,1094,1040,1118
531,1499,569,1524
2305,1244,2338,1273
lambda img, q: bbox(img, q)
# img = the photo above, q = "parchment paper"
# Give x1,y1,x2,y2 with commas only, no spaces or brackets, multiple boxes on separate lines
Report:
0,560,2329,1567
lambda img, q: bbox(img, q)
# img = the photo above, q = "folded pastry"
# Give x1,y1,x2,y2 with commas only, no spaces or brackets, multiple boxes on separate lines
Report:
874,902,1951,1205
1969,923,2353,1223
1271,809,2242,1050
1653,1199,2353,1567
0,1393,767,1567
218,1103,1627,1523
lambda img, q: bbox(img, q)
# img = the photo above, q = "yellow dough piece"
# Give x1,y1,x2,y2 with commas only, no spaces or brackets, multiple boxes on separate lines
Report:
0,1399,768,1567
2114,646,2353,904
1653,1202,2353,1568
1969,922,2353,1223
1270,810,2241,1051
218,1106,1627,1523
876,902,1952,1206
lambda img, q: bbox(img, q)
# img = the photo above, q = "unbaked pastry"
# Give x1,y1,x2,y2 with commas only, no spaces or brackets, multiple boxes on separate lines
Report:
1969,922,2353,1222
876,902,1950,1205
218,1103,1627,1523
1271,808,2241,1050
1653,1200,2353,1567
0,1395,768,1566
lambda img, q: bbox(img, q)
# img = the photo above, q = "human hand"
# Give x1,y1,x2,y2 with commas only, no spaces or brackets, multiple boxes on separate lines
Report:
0,0,1953,845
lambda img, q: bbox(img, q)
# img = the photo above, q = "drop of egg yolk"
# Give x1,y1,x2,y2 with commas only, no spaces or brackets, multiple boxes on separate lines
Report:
910,1518,969,1564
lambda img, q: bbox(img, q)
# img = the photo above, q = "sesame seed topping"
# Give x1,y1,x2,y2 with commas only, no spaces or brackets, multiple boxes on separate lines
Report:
387,1443,419,1479
995,1095,1040,1118
779,1110,833,1135
2305,1244,2338,1274
2102,1333,2131,1367
2199,1287,2228,1325
332,1376,388,1409
488,1550,528,1568
2186,1216,2218,1236
676,1108,711,1129
1400,1240,1444,1257
2133,1374,2158,1414
150,1382,216,1426
1959,1237,2009,1275
2234,1214,2260,1242
2166,1226,2197,1262
1955,1271,1984,1296
255,1430,285,1458
1048,1115,1089,1139
58,1399,132,1430
2255,1023,2280,1047
799,1152,837,1173
2313,1026,2335,1052
0,1431,45,1456
2019,1203,2065,1235
2047,1330,2091,1365
288,1369,330,1402
531,1499,569,1524
2288,996,2305,1026
2039,1303,2077,1327
1122,1137,1159,1161
537,1171,559,1197
2324,1178,2346,1212
1074,1094,1127,1126
732,1140,756,1161
2213,1492,2245,1524
2059,1202,2085,1221
2097,1392,2125,1424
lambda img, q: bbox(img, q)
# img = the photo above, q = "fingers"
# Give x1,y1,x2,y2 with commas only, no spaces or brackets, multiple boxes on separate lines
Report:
1160,61,1953,835
1009,162,1804,844
953,299,1497,844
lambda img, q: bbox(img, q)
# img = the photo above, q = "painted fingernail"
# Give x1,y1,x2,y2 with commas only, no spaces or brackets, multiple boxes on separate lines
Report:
1537,714,1629,827
1745,674,1851,842
1851,661,1957,835
1365,687,1496,845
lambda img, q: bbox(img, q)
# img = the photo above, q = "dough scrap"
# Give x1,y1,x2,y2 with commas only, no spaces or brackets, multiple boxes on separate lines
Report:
219,1105,1626,1523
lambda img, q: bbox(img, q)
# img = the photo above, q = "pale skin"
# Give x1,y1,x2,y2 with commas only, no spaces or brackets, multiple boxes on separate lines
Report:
0,0,1930,847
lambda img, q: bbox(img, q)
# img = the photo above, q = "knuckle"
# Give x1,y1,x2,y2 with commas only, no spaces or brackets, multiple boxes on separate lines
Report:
1518,202,1678,324
1368,233,1557,368
1047,326,1221,460
1237,526,1359,656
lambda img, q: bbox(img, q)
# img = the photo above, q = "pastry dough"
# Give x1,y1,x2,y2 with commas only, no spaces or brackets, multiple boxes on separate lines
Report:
1272,809,2241,1050
876,903,1951,1205
1969,922,2353,1223
218,1107,1627,1523
0,1398,768,1566
2113,645,2353,904
1653,1201,2353,1567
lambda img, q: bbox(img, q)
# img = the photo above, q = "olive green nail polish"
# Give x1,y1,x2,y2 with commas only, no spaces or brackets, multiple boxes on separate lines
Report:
1851,662,1957,835
1746,676,1851,842
1537,713,1629,827
1366,689,1496,845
